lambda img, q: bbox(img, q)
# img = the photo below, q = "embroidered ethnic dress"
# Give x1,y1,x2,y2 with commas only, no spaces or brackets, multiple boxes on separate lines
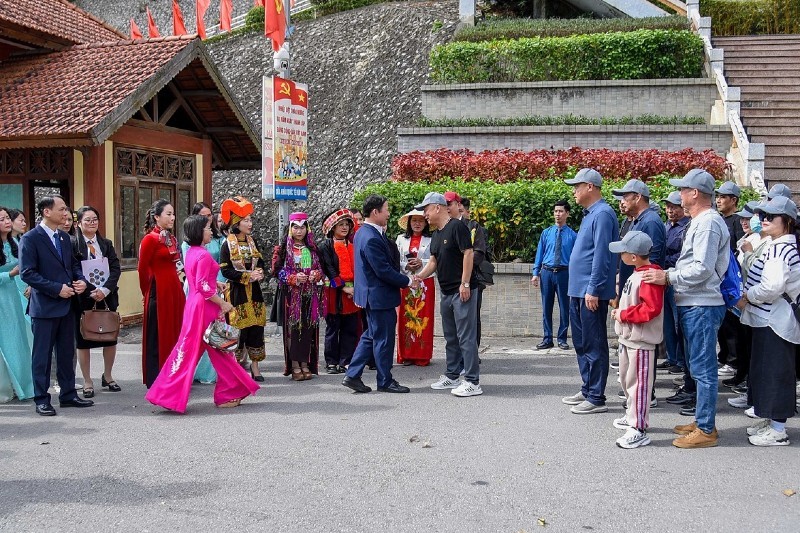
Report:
395,233,435,365
0,240,34,402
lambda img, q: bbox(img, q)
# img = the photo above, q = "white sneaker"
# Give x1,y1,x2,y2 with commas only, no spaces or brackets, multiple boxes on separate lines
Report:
746,418,770,436
718,364,735,376
650,397,658,408
616,428,651,449
613,416,631,429
451,381,483,397
748,426,790,446
561,392,585,405
728,394,750,409
745,406,761,419
430,375,461,390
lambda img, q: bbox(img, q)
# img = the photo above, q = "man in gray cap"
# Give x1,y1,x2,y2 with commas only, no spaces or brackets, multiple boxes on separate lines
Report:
560,168,619,414
768,183,792,200
714,181,745,379
414,192,483,397
641,169,730,448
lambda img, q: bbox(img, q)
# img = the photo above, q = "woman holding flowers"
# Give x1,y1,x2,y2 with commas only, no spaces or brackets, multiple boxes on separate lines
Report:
395,209,435,366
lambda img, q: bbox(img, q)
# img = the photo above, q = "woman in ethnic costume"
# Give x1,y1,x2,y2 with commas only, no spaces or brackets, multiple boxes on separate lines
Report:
271,212,326,381
146,215,259,413
181,202,227,385
138,199,186,388
318,209,360,374
0,207,33,402
219,197,268,382
395,209,435,366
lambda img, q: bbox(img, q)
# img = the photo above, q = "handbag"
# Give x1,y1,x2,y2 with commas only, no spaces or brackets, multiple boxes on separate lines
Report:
203,319,240,351
80,302,121,343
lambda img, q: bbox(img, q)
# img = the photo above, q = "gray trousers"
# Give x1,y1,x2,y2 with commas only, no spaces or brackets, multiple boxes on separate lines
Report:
441,291,480,384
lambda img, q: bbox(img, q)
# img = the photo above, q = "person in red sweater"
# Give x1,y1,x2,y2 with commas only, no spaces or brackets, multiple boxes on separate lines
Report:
609,231,665,449
138,199,186,388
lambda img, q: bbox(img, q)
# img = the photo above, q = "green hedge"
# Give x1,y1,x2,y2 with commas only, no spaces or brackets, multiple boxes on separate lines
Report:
354,176,758,262
454,16,689,42
429,30,704,83
415,114,707,127
293,0,387,21
700,0,800,35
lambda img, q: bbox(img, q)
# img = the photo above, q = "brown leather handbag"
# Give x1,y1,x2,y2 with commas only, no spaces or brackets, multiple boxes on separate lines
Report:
80,302,121,343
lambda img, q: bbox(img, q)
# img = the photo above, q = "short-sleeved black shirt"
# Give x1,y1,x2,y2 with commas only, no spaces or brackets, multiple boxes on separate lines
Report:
431,218,477,295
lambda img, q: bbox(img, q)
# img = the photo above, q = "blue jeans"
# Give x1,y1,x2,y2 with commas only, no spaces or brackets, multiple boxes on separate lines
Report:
663,286,684,368
540,269,570,344
678,305,726,433
569,297,610,405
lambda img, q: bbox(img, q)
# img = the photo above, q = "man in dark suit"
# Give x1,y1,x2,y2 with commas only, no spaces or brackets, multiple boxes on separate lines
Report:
19,195,94,416
342,194,417,394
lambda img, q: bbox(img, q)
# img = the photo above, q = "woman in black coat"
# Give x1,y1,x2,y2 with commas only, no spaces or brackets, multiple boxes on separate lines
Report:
71,206,121,398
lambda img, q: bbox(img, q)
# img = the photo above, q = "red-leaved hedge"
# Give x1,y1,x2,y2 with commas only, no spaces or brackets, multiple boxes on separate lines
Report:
391,148,729,183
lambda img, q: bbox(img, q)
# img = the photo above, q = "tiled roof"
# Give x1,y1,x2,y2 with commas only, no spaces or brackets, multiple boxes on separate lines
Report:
0,0,124,46
0,37,195,143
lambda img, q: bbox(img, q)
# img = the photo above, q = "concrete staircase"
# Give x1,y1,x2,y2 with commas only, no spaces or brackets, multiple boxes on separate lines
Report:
714,35,800,192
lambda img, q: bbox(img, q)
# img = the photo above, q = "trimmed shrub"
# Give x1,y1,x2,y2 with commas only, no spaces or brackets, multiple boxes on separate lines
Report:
454,16,689,42
391,148,729,183
414,114,707,127
293,0,387,21
430,30,704,83
244,5,265,27
700,0,800,35
354,175,758,262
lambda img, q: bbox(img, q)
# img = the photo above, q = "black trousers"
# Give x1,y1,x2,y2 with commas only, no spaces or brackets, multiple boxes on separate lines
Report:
324,313,360,367
31,313,78,404
717,310,739,368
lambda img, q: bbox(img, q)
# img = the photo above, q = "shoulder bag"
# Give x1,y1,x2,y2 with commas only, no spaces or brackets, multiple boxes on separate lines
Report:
80,302,121,343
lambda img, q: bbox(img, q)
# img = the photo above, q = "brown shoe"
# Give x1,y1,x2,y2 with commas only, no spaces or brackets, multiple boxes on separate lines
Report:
673,427,719,448
673,421,697,435
291,369,304,381
302,370,313,380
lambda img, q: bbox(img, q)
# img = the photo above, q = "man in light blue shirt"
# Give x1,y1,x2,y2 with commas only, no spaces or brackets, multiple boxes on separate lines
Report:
531,200,577,350
561,168,620,414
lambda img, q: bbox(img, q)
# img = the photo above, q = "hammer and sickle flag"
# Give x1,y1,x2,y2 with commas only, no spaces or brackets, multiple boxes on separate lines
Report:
265,0,287,52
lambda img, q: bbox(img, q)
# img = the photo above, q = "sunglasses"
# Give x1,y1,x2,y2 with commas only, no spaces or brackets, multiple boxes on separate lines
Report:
758,213,779,222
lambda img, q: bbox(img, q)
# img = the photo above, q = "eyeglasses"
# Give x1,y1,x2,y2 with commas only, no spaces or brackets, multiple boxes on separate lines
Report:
82,218,99,224
758,213,778,222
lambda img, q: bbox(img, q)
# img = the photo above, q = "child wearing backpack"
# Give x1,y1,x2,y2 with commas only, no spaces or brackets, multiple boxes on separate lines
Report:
609,231,666,449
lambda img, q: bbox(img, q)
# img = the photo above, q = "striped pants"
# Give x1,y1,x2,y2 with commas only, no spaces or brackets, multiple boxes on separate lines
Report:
619,344,655,430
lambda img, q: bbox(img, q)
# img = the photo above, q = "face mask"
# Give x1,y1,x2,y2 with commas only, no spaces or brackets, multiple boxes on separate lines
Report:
749,215,762,233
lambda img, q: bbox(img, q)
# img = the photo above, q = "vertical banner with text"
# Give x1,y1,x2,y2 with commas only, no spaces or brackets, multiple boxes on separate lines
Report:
262,75,308,201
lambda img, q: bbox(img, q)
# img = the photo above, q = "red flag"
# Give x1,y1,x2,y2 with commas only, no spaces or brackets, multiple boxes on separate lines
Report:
265,0,286,52
220,0,233,31
130,18,143,39
173,0,188,35
196,0,210,39
254,0,264,7
146,8,160,38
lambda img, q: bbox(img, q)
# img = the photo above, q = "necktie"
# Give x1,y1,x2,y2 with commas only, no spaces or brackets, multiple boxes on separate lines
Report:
53,232,62,260
553,227,563,267
87,239,97,259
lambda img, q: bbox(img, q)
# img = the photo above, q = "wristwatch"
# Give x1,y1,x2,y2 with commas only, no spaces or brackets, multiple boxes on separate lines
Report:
462,282,470,288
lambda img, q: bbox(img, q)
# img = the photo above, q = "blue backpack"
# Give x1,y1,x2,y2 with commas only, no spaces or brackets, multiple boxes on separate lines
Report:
719,248,743,310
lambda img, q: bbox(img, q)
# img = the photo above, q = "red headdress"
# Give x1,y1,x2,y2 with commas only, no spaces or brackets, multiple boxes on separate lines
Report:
221,196,254,226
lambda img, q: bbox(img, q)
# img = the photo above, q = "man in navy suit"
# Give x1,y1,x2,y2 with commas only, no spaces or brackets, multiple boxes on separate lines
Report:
342,194,417,394
19,195,94,416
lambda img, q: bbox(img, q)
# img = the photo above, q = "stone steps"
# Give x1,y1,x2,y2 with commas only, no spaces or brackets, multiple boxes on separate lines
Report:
749,126,800,136
743,117,798,127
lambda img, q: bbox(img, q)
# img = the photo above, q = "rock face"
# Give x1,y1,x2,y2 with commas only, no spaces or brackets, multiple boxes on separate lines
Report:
73,0,459,248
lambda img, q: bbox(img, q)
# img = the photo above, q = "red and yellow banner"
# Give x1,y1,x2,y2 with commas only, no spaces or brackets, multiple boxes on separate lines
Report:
262,76,308,201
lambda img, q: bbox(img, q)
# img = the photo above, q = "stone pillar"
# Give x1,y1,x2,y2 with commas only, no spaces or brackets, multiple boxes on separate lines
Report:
459,0,475,26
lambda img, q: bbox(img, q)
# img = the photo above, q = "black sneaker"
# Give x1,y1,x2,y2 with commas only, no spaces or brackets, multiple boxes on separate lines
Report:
610,361,620,370
667,365,684,374
666,389,695,405
326,365,340,374
617,389,626,399
679,404,696,416
732,384,748,395
656,361,671,370
722,377,742,388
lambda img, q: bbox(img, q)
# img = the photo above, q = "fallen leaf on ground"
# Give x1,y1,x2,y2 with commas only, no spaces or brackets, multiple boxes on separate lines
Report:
409,435,419,443
39,442,49,445
537,518,547,527
784,489,796,497
537,461,545,466
422,441,432,448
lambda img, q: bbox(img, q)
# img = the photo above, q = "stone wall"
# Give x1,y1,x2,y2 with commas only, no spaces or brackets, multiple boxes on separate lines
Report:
397,124,733,153
421,79,719,121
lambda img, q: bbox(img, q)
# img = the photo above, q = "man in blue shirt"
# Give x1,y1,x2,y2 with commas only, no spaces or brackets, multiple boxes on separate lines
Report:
531,200,577,350
561,168,619,414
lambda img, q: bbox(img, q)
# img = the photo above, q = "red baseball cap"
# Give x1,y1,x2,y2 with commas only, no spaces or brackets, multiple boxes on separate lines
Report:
444,191,462,203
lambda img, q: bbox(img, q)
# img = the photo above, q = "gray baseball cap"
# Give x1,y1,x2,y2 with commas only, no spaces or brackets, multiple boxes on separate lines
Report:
735,200,762,218
663,191,682,206
668,169,716,195
609,230,653,256
611,179,650,199
414,192,447,210
564,168,602,187
715,181,741,197
754,196,798,220
768,183,792,199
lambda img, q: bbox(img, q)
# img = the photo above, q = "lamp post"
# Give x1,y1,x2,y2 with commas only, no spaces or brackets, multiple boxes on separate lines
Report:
272,0,291,241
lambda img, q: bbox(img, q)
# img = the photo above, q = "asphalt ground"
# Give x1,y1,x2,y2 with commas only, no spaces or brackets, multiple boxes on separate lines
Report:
1,333,799,532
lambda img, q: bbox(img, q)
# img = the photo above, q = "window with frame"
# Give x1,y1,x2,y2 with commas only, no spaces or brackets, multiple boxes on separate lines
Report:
115,145,195,269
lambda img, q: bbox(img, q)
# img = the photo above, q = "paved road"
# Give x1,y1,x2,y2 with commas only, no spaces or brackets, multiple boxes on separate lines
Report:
1,334,799,532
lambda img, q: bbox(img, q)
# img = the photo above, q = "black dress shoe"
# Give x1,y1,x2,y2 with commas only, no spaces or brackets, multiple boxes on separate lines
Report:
535,341,554,350
378,381,410,393
101,374,122,392
59,397,94,408
342,376,371,393
36,404,56,416
666,390,695,405
667,365,684,374
558,342,570,350
326,365,339,374
337,365,348,374
367,364,377,370
679,404,696,416
655,361,671,370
